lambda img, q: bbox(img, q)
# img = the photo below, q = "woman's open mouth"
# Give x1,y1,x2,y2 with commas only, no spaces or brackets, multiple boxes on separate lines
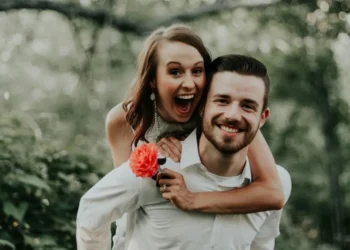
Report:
174,94,195,115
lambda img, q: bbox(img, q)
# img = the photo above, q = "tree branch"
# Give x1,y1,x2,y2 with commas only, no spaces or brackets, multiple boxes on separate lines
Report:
0,0,143,33
0,0,281,35
154,0,281,27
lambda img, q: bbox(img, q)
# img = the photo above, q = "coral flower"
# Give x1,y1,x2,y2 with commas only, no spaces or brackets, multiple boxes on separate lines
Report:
130,143,159,178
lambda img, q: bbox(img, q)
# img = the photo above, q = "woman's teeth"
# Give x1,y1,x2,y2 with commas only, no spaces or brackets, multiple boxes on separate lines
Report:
176,94,194,100
174,95,194,114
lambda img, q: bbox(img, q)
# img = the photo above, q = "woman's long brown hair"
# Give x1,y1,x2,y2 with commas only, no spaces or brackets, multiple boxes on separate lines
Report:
122,24,212,146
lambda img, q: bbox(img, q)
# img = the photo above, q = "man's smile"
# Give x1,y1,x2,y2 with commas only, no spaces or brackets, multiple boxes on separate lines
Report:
219,125,239,133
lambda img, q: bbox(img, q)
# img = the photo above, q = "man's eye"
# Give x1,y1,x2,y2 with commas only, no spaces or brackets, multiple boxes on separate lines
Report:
242,104,255,110
215,99,228,104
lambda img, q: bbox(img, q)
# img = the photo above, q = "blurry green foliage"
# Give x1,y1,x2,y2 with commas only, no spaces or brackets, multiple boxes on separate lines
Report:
0,0,350,249
0,114,105,250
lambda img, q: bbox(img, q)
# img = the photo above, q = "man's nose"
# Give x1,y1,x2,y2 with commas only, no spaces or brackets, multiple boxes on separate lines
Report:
224,103,242,121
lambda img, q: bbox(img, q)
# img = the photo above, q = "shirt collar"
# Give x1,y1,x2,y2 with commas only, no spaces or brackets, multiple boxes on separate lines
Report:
180,129,201,170
180,129,252,188
218,160,252,188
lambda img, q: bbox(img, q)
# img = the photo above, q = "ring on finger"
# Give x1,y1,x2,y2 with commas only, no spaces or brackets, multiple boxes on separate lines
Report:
163,184,167,191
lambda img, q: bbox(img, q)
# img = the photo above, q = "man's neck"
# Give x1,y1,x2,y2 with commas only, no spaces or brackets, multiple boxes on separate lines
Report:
198,134,247,177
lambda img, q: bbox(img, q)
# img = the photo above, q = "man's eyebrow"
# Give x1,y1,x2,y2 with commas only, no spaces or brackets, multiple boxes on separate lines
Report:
212,94,231,99
243,99,259,106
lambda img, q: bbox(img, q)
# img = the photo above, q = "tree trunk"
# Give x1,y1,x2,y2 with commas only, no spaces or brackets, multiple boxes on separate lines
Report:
323,105,345,249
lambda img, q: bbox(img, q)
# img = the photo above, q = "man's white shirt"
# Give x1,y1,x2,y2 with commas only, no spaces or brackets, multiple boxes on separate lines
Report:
76,130,292,250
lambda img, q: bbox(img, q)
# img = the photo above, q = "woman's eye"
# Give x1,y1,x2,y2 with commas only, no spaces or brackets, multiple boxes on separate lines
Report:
169,69,181,76
192,68,203,75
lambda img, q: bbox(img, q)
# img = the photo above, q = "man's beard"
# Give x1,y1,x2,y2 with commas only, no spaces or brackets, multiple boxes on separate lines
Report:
202,118,260,155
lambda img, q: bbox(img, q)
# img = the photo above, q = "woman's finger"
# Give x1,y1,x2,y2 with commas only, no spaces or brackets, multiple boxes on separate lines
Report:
157,138,180,162
160,184,181,193
168,137,182,157
160,143,178,162
156,168,182,187
158,178,178,188
161,168,181,178
156,139,169,158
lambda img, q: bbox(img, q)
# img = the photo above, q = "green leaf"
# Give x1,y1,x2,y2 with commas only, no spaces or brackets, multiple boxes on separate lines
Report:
17,175,51,191
23,235,36,247
0,239,15,249
37,236,57,246
3,202,28,222
23,235,57,247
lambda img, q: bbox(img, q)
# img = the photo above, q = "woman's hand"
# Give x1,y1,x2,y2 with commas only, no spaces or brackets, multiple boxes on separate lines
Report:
157,168,195,211
156,137,182,162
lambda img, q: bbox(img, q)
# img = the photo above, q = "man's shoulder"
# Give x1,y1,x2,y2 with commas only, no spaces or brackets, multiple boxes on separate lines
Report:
96,161,139,188
276,165,292,204
276,165,291,181
115,161,165,204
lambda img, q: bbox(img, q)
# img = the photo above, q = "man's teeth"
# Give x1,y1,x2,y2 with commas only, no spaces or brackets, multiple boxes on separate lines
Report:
221,126,239,133
177,95,194,100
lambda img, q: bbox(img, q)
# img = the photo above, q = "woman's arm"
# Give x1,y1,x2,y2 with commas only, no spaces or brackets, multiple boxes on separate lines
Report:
106,103,134,167
247,130,284,208
159,130,284,214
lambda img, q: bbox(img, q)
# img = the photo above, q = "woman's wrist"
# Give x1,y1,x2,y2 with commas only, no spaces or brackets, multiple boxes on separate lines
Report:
185,192,218,213
179,191,201,212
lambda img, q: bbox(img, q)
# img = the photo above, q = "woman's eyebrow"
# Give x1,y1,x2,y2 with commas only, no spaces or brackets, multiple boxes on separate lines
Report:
193,61,204,66
167,61,181,66
166,61,204,66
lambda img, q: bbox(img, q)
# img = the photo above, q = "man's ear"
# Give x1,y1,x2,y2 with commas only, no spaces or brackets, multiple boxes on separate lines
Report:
259,107,270,128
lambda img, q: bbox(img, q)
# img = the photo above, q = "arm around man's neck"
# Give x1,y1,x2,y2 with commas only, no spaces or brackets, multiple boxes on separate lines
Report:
189,130,284,214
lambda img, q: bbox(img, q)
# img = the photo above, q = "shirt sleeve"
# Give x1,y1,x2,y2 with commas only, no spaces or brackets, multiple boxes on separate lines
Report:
250,166,292,250
277,165,292,205
250,210,281,250
76,162,142,250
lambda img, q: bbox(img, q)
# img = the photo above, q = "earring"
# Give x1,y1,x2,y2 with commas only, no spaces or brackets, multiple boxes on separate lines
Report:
150,90,160,136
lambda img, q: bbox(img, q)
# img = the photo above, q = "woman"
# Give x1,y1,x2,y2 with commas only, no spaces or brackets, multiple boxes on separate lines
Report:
106,24,284,248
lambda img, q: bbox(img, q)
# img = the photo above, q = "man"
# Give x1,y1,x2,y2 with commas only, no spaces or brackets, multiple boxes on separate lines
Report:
76,55,292,250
